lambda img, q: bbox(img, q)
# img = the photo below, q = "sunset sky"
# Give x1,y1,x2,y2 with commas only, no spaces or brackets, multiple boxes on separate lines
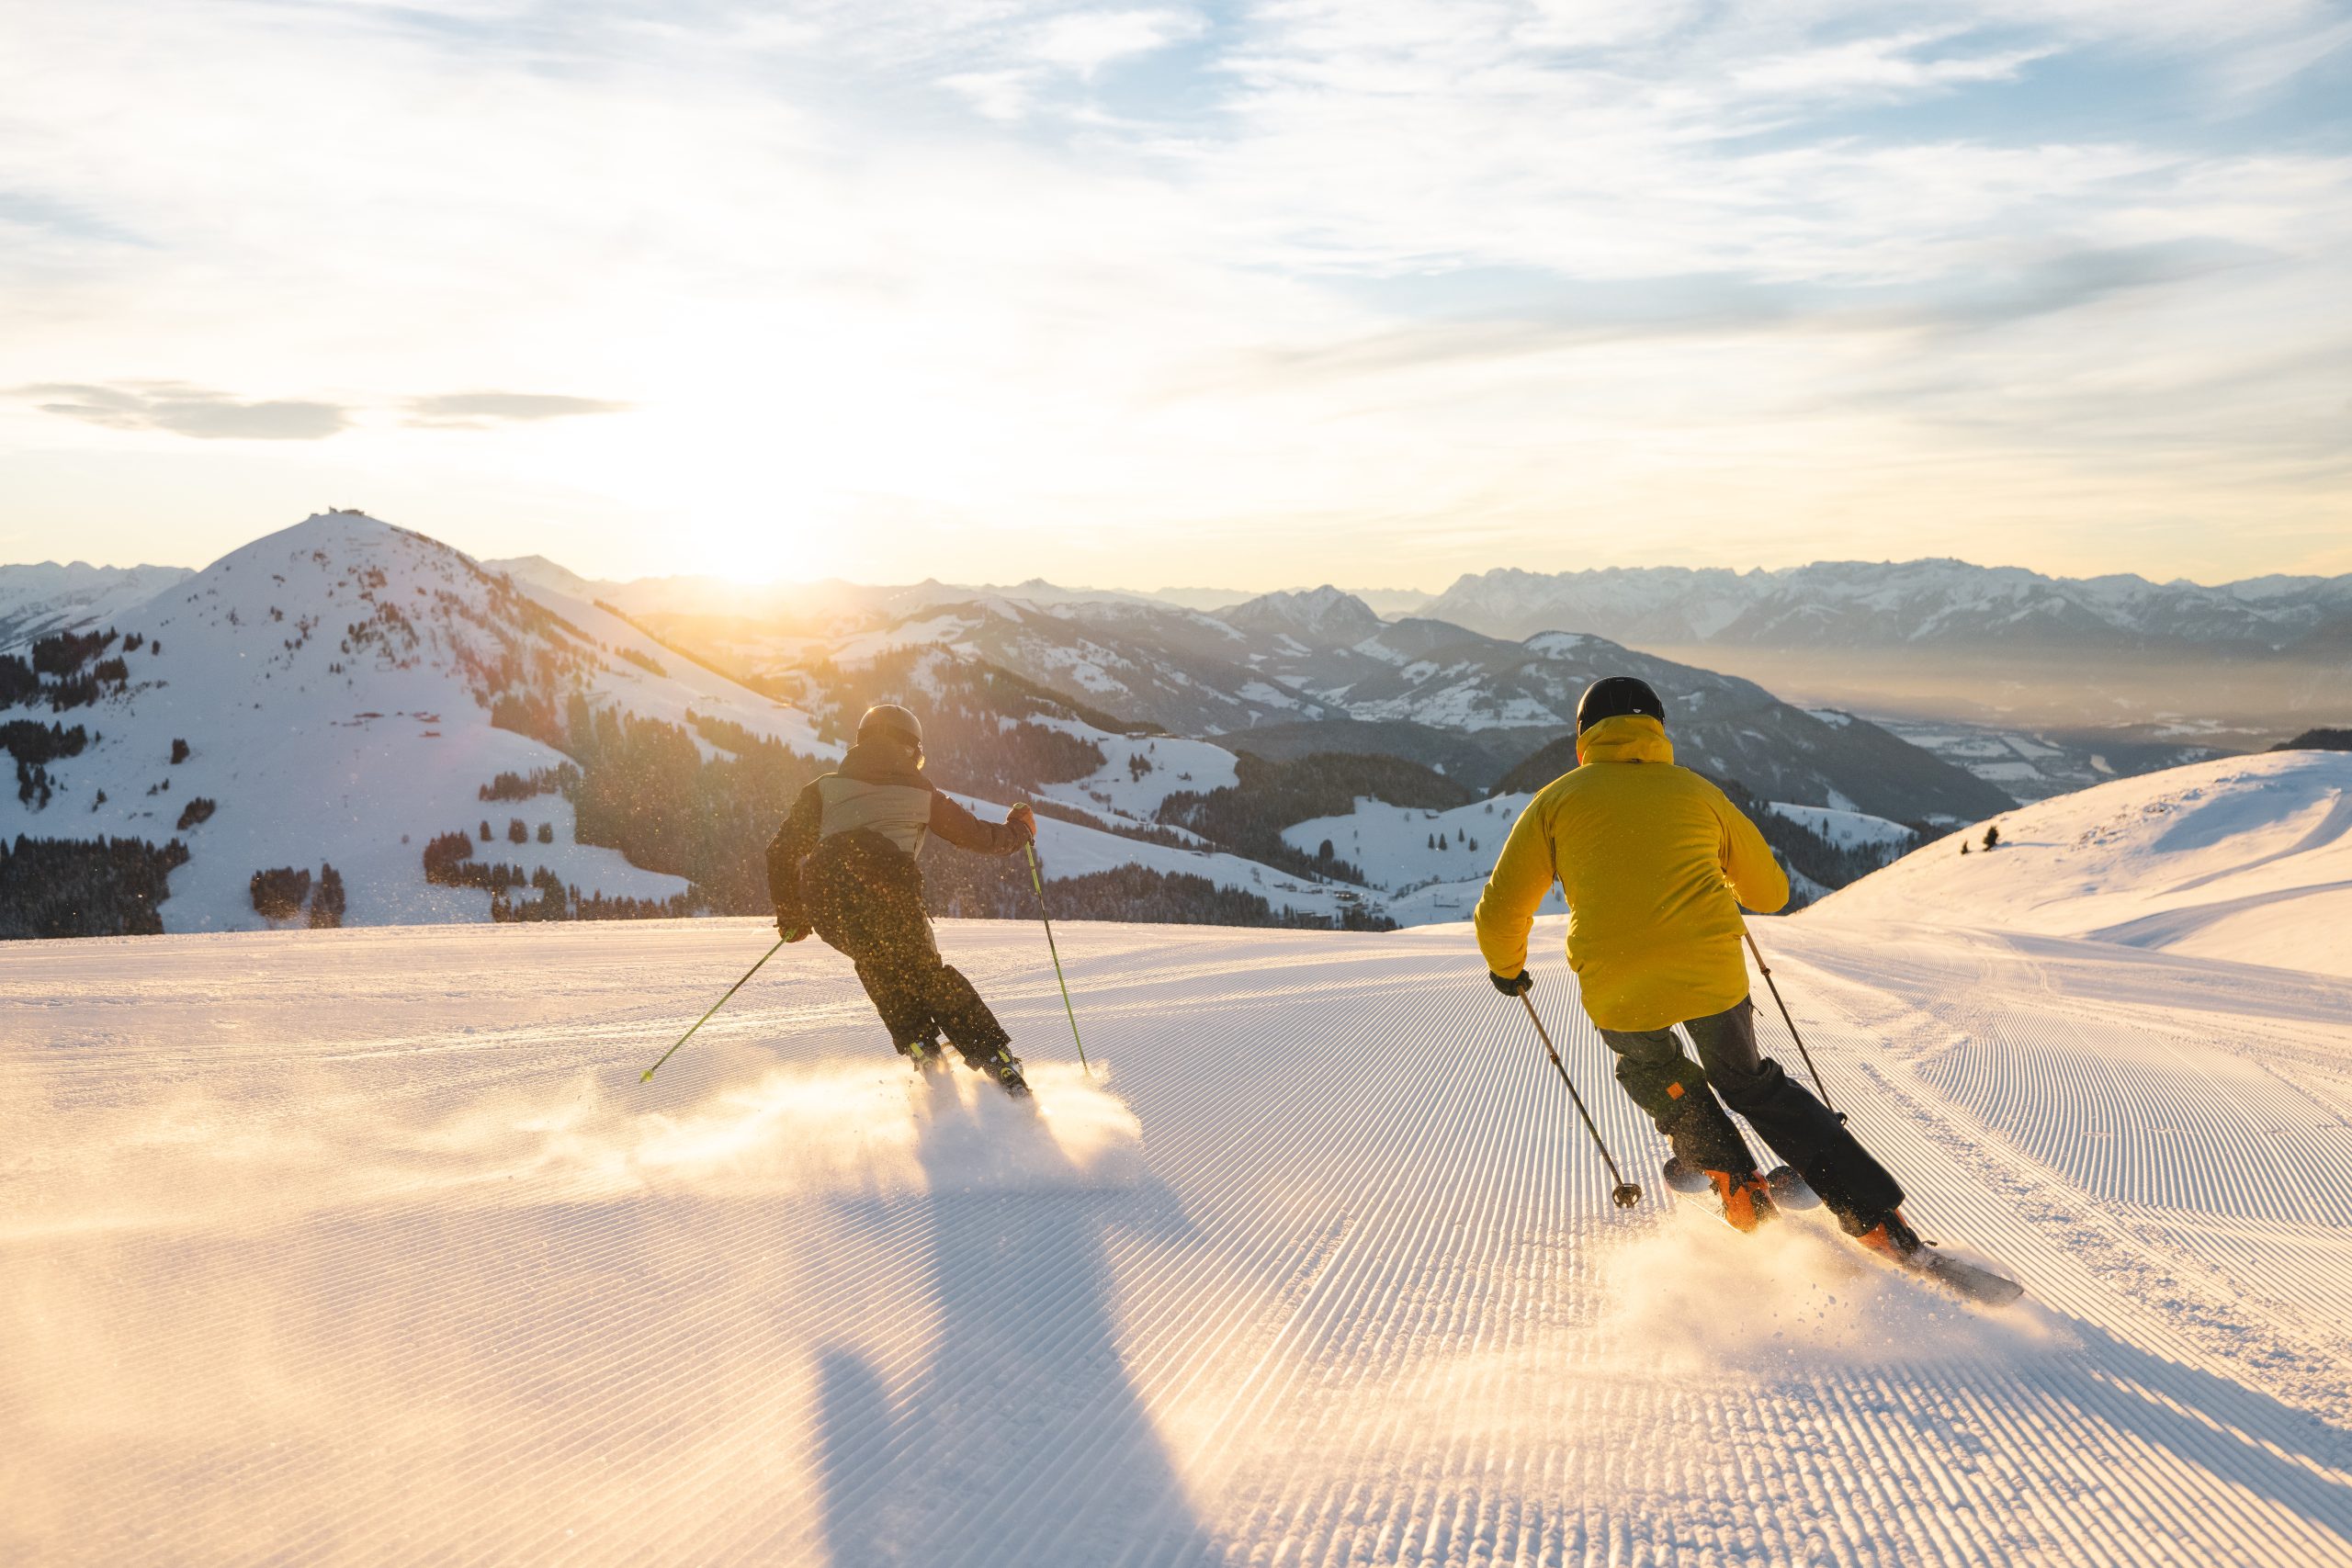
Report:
4,0,2348,590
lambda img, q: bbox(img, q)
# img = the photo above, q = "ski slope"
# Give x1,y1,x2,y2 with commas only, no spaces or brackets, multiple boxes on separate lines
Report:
7,913,2352,1565
1815,750,2352,977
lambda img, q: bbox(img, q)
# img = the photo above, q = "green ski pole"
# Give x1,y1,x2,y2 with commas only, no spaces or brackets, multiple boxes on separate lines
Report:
1024,838,1091,1077
639,937,786,1084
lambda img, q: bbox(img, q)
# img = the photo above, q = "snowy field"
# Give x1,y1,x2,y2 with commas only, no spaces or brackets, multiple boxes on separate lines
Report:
9,911,2352,1566
1818,750,2352,977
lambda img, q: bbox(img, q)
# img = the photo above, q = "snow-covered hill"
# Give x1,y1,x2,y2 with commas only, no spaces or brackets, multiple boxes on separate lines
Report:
1812,750,2352,977
0,513,825,931
10,909,2351,1563
1,514,1376,935
0,561,192,651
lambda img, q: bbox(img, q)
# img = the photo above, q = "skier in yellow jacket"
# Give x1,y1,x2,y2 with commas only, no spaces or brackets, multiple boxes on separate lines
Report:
1476,675,1917,1256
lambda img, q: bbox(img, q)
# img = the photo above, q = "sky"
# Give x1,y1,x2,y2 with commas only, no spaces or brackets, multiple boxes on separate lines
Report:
2,0,2349,592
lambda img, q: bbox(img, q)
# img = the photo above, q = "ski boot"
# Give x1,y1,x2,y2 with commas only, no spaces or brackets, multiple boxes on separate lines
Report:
1850,1207,1925,1262
969,1045,1032,1100
1662,1156,1780,1233
899,1035,956,1078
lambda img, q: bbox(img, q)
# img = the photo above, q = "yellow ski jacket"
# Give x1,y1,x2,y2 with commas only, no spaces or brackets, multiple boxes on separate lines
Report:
1473,713,1789,1032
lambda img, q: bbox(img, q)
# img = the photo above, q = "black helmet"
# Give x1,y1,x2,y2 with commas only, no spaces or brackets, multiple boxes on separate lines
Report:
1576,675,1665,732
858,703,923,750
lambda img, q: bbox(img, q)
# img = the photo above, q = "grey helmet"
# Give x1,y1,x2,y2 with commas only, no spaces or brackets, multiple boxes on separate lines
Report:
858,703,924,750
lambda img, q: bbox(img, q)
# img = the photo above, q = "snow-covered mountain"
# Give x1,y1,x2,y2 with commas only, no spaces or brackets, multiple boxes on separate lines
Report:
1,513,823,932
1422,559,2352,653
1,514,1376,936
1813,748,2352,977
0,561,192,651
786,589,2012,824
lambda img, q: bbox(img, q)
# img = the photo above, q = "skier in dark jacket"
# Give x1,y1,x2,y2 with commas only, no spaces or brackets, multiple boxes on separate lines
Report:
766,703,1037,1096
1475,675,1920,1259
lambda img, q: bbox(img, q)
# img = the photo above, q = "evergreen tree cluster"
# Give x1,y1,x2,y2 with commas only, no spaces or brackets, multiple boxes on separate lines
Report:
6,720,89,807
478,764,578,801
565,697,828,911
312,863,346,927
175,797,217,832
0,834,188,938
422,825,693,922
2,628,137,713
1159,751,1471,884
248,863,348,927
31,627,114,676
250,865,311,919
920,848,1396,931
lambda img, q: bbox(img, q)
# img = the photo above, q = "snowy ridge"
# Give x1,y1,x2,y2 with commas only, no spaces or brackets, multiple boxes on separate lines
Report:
0,560,192,651
1812,750,2352,977
8,914,2352,1562
1767,800,1917,850
1424,559,2352,651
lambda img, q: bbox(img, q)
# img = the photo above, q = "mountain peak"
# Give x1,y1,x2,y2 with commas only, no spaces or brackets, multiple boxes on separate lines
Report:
1215,585,1383,646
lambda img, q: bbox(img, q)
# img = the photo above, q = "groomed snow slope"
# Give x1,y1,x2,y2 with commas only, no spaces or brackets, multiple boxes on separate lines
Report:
9,916,2352,1564
1812,750,2352,977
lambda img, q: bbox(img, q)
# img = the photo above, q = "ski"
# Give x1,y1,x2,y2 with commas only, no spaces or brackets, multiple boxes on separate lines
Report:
1673,1159,2026,1305
1903,1248,2026,1308
1769,1168,2026,1307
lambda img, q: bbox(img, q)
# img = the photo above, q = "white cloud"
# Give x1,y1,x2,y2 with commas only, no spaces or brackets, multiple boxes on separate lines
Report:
1029,7,1205,76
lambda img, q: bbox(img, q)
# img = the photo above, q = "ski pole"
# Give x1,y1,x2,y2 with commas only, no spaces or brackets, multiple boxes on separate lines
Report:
1516,992,1643,1209
1023,838,1091,1077
1742,925,1842,1121
639,937,786,1084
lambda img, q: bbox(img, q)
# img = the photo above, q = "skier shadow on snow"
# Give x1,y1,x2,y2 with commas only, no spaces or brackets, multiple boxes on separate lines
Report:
2040,1319,2352,1539
814,1094,1218,1566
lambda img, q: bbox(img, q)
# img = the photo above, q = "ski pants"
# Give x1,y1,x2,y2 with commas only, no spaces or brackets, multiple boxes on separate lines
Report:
800,831,1012,1063
1598,997,1902,1232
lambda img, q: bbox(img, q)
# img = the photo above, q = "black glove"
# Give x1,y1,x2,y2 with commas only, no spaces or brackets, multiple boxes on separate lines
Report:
777,909,809,942
1490,969,1532,997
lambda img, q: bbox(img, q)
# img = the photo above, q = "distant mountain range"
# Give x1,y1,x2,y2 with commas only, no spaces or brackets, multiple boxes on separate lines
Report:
780,587,2012,824
1418,560,2352,654
1416,561,2352,741
0,561,193,649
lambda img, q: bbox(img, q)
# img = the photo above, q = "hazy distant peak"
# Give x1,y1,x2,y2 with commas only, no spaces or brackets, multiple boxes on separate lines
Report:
0,558,195,652
1421,558,2352,651
487,553,604,600
1216,584,1384,646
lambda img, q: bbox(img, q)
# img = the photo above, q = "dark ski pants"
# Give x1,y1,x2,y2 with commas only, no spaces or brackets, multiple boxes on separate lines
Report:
1598,997,1902,1231
802,833,1011,1064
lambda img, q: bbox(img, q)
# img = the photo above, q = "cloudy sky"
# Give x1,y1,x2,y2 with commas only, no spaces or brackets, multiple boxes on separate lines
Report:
3,1,2348,590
